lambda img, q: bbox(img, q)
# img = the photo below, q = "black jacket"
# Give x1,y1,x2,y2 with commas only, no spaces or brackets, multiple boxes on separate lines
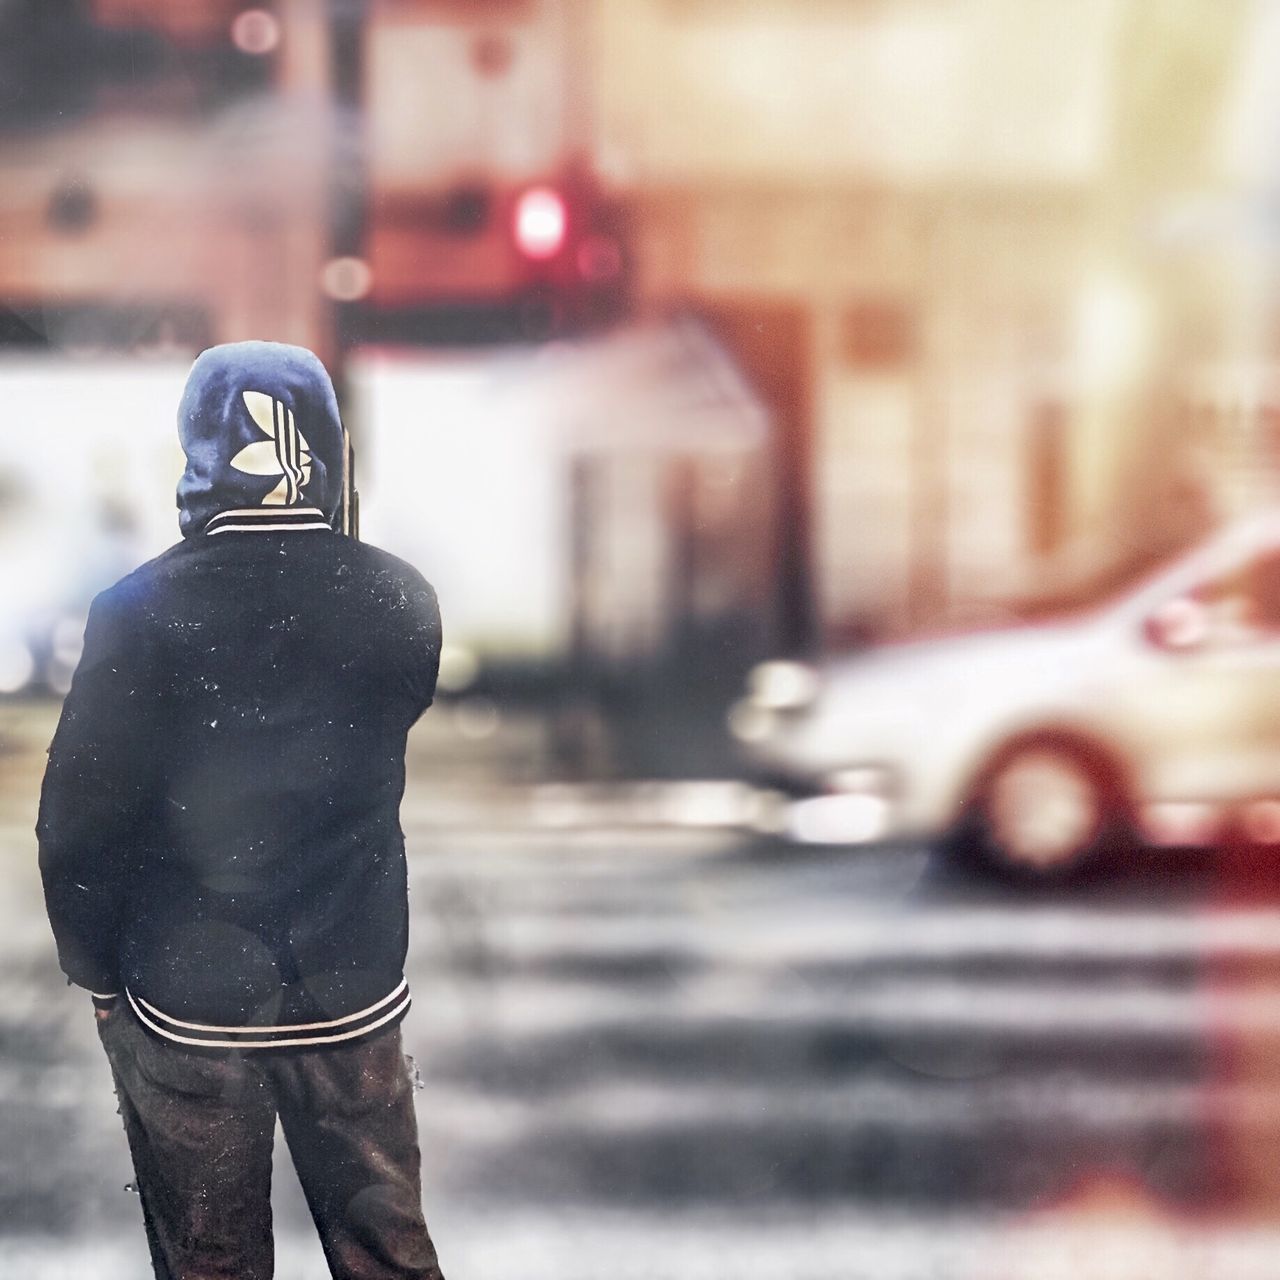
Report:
37,342,441,1049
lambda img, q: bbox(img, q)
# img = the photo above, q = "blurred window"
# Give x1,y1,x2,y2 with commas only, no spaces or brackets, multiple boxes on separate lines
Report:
1028,400,1066,557
0,0,274,132
1191,550,1280,647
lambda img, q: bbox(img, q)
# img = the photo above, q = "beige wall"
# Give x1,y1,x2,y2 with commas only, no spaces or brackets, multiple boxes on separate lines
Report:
590,0,1255,637
593,0,1119,187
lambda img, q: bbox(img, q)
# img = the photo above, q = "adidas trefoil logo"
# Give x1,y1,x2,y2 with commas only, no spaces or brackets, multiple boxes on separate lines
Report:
231,391,313,505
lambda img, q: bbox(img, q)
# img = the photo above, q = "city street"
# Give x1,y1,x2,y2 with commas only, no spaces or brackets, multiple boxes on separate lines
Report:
7,702,1280,1278
5,5,1280,1278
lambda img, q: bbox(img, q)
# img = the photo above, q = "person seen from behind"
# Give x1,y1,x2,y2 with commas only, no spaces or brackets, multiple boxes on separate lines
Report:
36,341,446,1280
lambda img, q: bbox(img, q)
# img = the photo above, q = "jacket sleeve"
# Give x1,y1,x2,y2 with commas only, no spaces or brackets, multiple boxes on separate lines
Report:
36,587,160,999
401,573,442,715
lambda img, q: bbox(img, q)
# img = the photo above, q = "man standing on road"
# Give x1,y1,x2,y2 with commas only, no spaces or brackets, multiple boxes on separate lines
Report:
36,341,446,1280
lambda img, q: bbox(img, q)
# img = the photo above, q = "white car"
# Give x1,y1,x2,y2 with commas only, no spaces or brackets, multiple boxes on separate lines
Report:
730,511,1280,875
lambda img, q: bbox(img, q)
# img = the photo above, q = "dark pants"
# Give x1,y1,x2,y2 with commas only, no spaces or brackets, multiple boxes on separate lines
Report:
97,1001,446,1280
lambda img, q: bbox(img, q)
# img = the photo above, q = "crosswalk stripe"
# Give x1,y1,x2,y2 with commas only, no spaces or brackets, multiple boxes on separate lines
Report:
412,1076,1227,1135
407,903,1280,966
404,973,1280,1037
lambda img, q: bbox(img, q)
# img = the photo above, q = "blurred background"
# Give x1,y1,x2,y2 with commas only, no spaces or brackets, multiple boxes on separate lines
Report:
9,1,1280,1276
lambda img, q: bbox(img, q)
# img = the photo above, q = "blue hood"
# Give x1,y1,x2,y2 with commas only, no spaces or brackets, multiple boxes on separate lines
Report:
176,341,345,537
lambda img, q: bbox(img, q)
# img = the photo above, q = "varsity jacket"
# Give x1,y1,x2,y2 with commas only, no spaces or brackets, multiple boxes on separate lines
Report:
37,341,441,1049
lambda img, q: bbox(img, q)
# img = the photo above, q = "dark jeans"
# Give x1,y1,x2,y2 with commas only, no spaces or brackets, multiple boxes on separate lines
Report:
96,1001,446,1280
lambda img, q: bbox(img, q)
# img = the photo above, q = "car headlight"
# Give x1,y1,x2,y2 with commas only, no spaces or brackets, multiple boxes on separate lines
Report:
745,660,819,711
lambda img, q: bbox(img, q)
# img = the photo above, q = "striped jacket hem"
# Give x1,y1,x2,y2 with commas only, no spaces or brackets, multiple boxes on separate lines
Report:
125,979,411,1050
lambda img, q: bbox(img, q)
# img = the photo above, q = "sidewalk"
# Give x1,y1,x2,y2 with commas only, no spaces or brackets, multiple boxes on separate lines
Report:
406,704,762,833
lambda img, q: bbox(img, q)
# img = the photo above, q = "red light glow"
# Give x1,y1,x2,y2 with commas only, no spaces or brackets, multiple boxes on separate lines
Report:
231,10,281,56
514,187,567,260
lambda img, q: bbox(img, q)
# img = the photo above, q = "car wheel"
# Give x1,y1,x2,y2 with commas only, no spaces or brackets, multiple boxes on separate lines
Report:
962,740,1130,879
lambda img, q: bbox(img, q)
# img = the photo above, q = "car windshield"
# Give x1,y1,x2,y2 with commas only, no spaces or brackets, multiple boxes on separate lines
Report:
987,541,1200,626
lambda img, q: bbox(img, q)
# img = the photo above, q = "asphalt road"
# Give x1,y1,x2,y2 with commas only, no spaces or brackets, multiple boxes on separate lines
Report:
5,702,1280,1278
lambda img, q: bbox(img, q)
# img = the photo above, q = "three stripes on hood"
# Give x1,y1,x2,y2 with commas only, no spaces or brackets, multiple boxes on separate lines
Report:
233,390,314,505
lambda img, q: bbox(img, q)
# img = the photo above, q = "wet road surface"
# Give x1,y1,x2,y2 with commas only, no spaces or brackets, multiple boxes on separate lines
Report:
4,703,1280,1277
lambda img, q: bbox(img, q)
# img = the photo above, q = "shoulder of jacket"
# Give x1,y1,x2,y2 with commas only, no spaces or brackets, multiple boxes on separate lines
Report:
344,538,437,597
90,540,190,617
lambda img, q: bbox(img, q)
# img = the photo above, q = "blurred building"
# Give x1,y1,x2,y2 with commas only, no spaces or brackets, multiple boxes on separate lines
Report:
1,0,1280,732
594,0,1276,643
0,0,330,354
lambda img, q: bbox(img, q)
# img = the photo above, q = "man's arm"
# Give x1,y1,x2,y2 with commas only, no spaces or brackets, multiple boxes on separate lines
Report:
398,571,442,716
36,586,158,1007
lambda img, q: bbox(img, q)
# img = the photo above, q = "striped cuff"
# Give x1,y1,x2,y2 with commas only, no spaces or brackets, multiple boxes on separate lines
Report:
90,992,119,1011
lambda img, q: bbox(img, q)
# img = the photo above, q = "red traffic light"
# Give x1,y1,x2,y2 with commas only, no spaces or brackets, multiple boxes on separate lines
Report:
513,186,567,260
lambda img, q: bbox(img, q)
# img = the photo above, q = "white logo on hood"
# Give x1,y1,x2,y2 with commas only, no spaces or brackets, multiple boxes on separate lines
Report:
230,391,313,505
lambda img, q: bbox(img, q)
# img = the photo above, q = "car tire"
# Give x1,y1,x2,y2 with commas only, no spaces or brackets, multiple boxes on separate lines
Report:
954,737,1134,881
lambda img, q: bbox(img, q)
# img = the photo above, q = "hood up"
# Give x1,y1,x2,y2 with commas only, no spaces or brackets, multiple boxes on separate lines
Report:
176,340,345,537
